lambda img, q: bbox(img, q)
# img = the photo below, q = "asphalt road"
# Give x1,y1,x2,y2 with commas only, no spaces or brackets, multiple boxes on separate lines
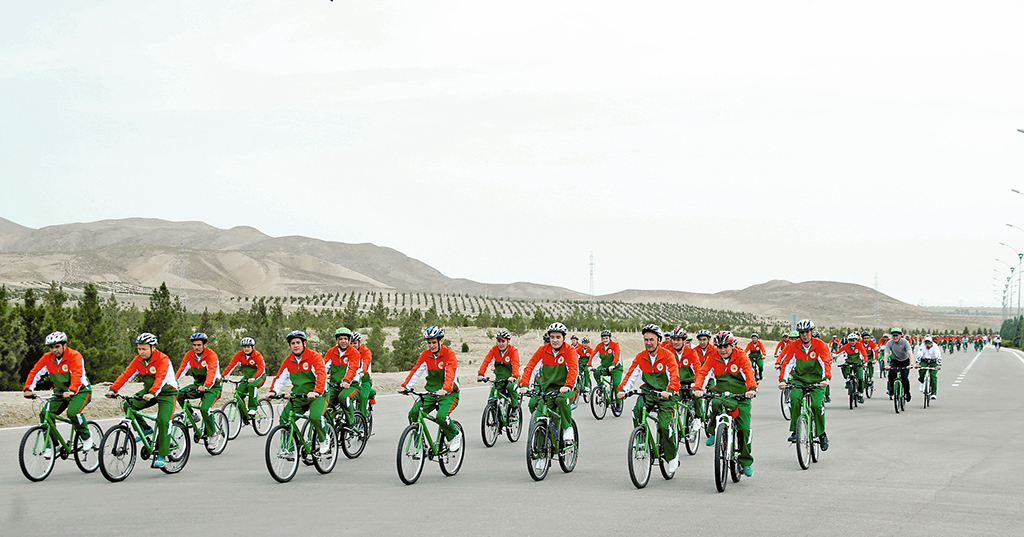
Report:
2,345,1021,537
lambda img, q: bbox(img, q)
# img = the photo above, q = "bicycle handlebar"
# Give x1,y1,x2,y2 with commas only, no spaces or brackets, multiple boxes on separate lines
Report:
623,389,669,398
267,393,311,401
521,389,564,400
479,377,517,385
702,392,750,401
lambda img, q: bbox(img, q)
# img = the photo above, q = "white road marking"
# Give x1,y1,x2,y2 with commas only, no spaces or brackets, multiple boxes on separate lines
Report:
1007,348,1024,367
952,351,983,387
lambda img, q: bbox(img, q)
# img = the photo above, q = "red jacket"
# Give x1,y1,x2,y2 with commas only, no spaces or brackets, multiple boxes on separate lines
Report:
24,348,89,392
477,344,521,377
111,350,178,394
222,350,266,379
618,347,681,392
175,349,221,387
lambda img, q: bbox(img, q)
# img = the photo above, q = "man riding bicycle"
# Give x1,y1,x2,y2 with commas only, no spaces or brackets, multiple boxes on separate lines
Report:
833,332,867,404
107,333,179,468
916,336,942,400
399,326,462,452
745,333,766,381
884,327,913,402
175,333,223,438
268,330,330,455
324,327,363,425
519,323,578,444
694,329,717,369
669,328,703,424
592,330,622,394
692,331,758,477
222,337,266,418
779,319,831,450
478,329,521,407
23,331,94,451
617,324,681,473
351,332,377,414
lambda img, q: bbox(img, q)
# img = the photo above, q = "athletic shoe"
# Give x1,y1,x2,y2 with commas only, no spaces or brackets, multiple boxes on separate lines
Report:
705,434,715,446
919,383,924,393
819,433,829,451
905,393,911,402
153,456,165,468
742,465,753,477
788,432,797,443
563,427,574,443
930,395,937,400
449,434,462,452
824,396,831,403
81,436,94,452
319,440,330,455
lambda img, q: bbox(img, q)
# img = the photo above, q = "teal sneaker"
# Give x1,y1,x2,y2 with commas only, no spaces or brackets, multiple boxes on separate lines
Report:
742,465,753,477
705,434,715,446
153,455,166,468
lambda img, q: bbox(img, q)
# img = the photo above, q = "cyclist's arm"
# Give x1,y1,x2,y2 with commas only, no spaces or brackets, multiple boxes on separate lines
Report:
109,358,141,393
203,352,219,388
174,353,190,385
222,355,240,378
476,348,496,377
510,347,521,380
611,343,621,366
563,346,578,390
440,349,458,393
518,349,544,387
253,351,266,379
268,362,291,395
67,350,86,393
310,353,327,395
401,353,429,390
150,356,174,395
617,358,642,392
22,355,49,392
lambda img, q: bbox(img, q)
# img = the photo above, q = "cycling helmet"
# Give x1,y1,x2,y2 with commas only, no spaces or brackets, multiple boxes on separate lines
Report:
789,330,799,338
424,326,445,340
641,324,663,339
495,329,512,341
286,330,307,342
840,337,848,345
570,334,578,340
891,327,904,335
750,332,759,339
923,335,934,343
44,331,68,345
795,319,814,332
351,331,363,343
240,337,255,346
543,333,550,343
190,332,209,342
713,330,737,347
696,329,712,339
669,328,687,339
546,322,568,336
847,333,860,340
781,332,790,339
600,330,612,338
135,332,158,346
813,330,820,339
334,327,353,337
581,336,590,343
861,330,871,338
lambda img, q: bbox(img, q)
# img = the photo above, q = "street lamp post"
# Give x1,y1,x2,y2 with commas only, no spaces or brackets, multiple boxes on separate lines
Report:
1001,242,1024,318
995,259,1015,314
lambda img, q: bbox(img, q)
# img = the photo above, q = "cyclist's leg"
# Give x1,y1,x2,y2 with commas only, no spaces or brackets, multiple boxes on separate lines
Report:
199,384,222,436
307,395,328,442
357,376,373,416
554,392,572,432
408,397,426,425
611,365,623,392
789,387,804,433
656,397,677,460
901,369,911,399
887,367,896,395
918,368,926,386
930,368,939,395
705,399,722,437
810,387,825,434
631,394,646,427
65,390,92,440
339,385,359,423
436,392,460,441
734,400,753,467
855,365,864,393
152,392,175,457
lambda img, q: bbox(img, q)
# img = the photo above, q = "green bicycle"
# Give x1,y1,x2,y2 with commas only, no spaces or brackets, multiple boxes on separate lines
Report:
324,382,370,459
99,394,191,482
888,366,909,414
919,366,939,409
479,377,523,447
590,367,624,420
676,387,703,456
173,394,229,456
220,378,275,439
525,389,579,481
264,394,339,483
624,389,678,489
19,394,103,482
704,392,749,493
786,383,822,470
396,391,465,485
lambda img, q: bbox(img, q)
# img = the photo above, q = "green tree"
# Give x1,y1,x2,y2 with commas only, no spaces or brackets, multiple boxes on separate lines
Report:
342,294,361,329
41,281,72,336
475,307,493,328
73,283,121,381
0,286,28,389
366,320,391,372
140,282,187,361
369,296,388,324
16,288,46,385
392,309,425,371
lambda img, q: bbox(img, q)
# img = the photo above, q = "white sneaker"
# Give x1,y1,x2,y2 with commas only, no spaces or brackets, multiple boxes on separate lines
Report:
319,440,330,455
81,436,94,452
563,427,575,443
930,395,937,400
667,456,679,473
448,434,462,452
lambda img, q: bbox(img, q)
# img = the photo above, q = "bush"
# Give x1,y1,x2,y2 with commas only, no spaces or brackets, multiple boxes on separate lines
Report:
461,342,469,353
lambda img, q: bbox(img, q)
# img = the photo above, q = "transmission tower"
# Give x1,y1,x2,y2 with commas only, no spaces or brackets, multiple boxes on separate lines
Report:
589,251,595,311
178,245,188,310
873,273,879,328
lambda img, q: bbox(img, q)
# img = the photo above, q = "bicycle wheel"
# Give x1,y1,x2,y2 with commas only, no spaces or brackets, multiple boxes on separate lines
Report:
627,426,652,489
397,424,425,485
809,414,819,463
314,422,338,474
265,425,299,483
526,419,551,481
682,404,701,456
866,378,874,399
253,398,275,436
849,379,856,410
590,386,607,420
923,376,930,409
440,421,465,476
161,420,191,474
204,410,229,456
341,412,369,459
559,418,578,473
781,389,791,421
795,415,810,470
19,425,55,482
730,431,742,483
74,421,103,473
714,422,728,492
222,400,241,440
893,383,901,414
99,424,136,482
506,403,523,443
481,402,500,448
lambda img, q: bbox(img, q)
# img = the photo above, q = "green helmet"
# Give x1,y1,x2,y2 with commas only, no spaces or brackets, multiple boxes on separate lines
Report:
789,330,799,338
334,327,353,338
890,327,903,335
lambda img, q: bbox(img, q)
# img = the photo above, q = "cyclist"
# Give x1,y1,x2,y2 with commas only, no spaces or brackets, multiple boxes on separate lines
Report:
745,333,766,381
669,328,704,424
221,337,266,418
884,327,913,402
351,332,376,415
323,327,362,425
23,331,94,451
692,330,758,476
617,324,681,473
577,335,594,395
993,334,1002,350
107,333,179,468
916,336,942,400
694,329,717,369
399,326,461,452
268,330,330,455
861,331,879,382
833,332,867,404
778,319,831,450
518,322,578,444
174,333,223,439
774,331,794,369
593,329,622,394
477,329,521,408
829,335,840,353
570,334,580,352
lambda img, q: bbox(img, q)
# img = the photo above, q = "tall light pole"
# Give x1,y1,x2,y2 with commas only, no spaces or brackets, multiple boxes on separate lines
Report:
1001,242,1024,318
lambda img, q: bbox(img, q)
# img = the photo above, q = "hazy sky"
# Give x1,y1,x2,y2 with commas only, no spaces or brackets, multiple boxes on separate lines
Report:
3,1,1024,307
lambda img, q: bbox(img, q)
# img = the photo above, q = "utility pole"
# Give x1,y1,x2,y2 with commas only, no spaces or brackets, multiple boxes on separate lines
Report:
178,245,188,311
873,273,879,328
589,251,595,312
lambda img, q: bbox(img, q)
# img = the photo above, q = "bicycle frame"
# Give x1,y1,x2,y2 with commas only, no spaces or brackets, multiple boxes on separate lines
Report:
269,394,319,455
404,391,449,458
483,377,517,424
626,390,670,460
111,395,161,454
32,396,75,453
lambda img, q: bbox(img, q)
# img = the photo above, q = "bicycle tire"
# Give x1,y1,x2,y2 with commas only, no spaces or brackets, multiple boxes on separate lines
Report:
19,425,56,482
527,419,551,481
73,421,103,473
481,401,499,447
161,420,191,474
99,424,136,483
253,398,275,436
714,422,728,492
795,415,810,470
265,425,299,483
659,423,677,480
440,421,465,476
865,378,874,399
559,418,579,473
341,412,369,459
506,403,523,443
628,425,652,489
893,382,901,414
204,410,230,456
222,400,241,440
923,376,930,409
730,432,742,483
809,414,819,463
397,424,425,485
314,422,339,474
683,403,701,456
781,388,791,421
590,385,607,420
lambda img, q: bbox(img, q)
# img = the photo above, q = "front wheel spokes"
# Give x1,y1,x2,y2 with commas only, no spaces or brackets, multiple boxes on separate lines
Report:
253,399,275,436
99,424,137,482
265,425,299,483
627,425,652,489
19,425,56,482
74,421,104,473
397,424,425,485
161,420,191,474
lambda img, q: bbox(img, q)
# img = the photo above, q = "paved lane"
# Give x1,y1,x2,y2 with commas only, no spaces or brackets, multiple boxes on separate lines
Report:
2,345,1021,536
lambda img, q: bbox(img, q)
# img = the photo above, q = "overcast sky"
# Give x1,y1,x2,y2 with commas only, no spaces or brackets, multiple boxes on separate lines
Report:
3,1,1024,308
